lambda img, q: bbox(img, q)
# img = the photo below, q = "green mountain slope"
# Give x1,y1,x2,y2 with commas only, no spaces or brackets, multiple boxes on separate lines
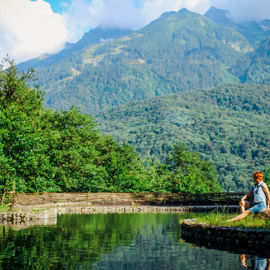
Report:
234,38,270,84
18,27,133,70
24,8,253,114
96,84,270,192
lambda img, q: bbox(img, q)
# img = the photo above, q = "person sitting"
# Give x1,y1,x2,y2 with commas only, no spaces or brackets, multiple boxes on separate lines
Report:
227,171,270,222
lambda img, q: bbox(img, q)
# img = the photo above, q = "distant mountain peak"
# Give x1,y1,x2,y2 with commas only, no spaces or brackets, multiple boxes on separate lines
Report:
177,8,196,17
205,6,232,26
206,6,229,15
64,42,74,49
205,6,270,46
160,11,177,19
178,8,189,13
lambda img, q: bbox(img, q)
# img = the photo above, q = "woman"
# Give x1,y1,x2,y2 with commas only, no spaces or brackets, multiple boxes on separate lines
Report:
227,171,270,222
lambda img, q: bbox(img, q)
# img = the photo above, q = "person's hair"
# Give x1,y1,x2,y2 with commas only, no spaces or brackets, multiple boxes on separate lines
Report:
253,171,264,181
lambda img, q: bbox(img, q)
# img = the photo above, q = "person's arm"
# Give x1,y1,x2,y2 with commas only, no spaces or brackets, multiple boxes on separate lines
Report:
239,254,248,268
266,259,270,270
262,182,270,208
241,191,251,203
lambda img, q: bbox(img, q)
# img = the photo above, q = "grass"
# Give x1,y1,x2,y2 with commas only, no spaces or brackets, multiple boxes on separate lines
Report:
180,210,270,230
31,208,47,212
0,205,9,212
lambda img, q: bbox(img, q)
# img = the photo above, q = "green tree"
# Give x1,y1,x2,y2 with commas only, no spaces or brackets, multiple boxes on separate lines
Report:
40,108,104,192
0,59,223,195
163,143,222,193
265,168,270,186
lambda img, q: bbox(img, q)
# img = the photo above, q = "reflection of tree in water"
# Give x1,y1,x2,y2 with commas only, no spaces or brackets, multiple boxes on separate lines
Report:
0,214,147,269
94,215,242,270
0,213,252,270
239,254,270,270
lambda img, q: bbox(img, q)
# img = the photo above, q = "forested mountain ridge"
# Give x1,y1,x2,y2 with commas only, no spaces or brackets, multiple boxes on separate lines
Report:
232,37,270,84
19,8,256,114
96,84,270,191
18,27,133,70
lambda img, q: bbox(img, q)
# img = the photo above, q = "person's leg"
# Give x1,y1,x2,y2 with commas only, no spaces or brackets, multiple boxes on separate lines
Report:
239,200,251,213
226,210,251,222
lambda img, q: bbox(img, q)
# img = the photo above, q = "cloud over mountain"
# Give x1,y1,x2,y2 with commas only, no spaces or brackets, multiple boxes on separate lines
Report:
1,0,269,63
0,0,68,63
211,0,270,22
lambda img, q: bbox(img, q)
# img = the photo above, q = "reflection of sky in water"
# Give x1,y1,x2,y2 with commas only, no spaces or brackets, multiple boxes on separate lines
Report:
0,213,269,270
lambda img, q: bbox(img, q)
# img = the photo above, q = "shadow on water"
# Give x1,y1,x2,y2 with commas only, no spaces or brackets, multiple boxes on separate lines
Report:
0,213,269,269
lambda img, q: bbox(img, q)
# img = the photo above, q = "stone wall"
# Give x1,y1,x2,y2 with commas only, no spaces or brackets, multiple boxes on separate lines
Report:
0,209,57,223
0,205,237,223
12,192,244,208
181,219,270,256
56,205,237,215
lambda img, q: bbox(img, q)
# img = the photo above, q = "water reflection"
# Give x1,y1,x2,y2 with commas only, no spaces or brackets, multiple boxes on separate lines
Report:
239,255,270,270
0,213,268,269
0,217,57,231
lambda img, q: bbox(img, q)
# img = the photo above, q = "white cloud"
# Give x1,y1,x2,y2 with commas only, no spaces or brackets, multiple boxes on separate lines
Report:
0,0,269,64
63,0,144,42
63,0,102,42
62,0,212,43
0,0,68,63
211,0,270,22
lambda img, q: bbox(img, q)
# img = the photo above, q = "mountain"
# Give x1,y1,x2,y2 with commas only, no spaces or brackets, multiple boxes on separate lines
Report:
95,84,270,192
21,8,254,114
204,7,233,27
205,7,270,46
18,27,133,70
242,38,270,84
231,37,270,83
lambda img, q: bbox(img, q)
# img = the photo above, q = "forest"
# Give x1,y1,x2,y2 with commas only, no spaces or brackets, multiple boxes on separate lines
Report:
96,84,270,191
0,60,222,194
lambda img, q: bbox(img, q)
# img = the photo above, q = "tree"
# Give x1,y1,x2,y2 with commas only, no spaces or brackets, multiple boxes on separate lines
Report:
265,168,270,186
163,143,222,193
0,59,223,195
0,59,58,194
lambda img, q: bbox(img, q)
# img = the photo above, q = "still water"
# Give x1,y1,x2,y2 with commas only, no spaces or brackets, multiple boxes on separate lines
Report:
0,213,268,269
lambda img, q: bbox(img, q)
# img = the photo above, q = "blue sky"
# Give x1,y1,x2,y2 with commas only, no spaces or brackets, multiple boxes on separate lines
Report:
1,0,270,63
39,0,72,13
42,0,143,13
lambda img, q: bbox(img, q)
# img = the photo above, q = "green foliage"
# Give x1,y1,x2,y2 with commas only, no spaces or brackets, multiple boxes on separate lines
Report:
163,143,222,193
0,214,146,268
265,169,270,187
0,59,221,194
0,204,9,212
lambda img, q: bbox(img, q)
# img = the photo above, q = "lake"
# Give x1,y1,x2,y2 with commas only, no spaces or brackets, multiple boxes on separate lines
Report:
0,213,268,269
